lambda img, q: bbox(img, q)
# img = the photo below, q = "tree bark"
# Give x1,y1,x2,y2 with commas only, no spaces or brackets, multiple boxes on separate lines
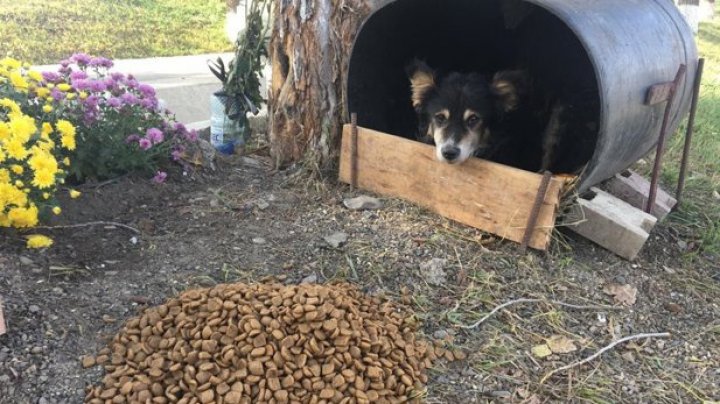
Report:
268,0,375,169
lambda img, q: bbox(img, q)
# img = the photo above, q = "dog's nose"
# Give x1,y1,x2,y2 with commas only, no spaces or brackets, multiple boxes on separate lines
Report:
441,146,460,161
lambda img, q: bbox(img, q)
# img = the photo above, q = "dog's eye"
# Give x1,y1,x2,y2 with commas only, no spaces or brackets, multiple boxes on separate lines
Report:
466,115,480,126
434,114,447,123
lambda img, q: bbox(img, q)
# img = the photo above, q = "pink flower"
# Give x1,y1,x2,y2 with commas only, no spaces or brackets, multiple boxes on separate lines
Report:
152,171,168,184
138,138,152,150
146,128,164,144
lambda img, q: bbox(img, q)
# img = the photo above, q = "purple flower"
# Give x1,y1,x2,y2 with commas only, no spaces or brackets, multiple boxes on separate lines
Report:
83,95,100,108
124,78,138,89
59,59,71,68
71,79,90,91
89,57,113,69
173,122,187,133
71,53,92,66
137,83,156,97
110,72,125,81
139,98,157,110
107,97,122,108
138,138,152,150
41,71,61,83
50,88,65,101
186,129,199,142
125,134,140,144
152,171,168,184
171,145,186,161
89,80,107,92
120,92,138,106
69,71,88,81
146,128,164,144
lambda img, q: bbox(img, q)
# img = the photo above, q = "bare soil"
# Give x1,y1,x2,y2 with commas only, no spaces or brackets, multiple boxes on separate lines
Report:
1,153,719,403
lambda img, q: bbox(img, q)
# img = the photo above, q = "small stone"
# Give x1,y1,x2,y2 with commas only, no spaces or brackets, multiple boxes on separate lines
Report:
432,330,449,340
255,199,270,210
323,232,348,248
664,302,684,314
300,274,317,284
343,195,384,211
419,258,447,286
252,237,267,245
19,256,34,266
28,305,41,313
490,391,512,398
31,346,43,354
713,190,720,200
38,397,50,404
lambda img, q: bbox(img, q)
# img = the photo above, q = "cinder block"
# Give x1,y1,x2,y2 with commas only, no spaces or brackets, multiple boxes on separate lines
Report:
566,187,657,260
602,169,676,221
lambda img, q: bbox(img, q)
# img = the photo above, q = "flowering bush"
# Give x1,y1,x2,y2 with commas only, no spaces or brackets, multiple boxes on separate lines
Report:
38,53,198,181
0,57,77,247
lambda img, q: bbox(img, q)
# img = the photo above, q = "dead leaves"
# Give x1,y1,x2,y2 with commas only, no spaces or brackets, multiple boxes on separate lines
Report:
603,283,638,306
532,335,578,358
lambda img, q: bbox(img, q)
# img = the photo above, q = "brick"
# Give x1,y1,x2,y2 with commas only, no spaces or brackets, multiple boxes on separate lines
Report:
602,169,677,221
566,187,657,260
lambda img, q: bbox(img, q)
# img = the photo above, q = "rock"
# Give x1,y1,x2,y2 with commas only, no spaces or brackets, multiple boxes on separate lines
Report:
343,195,384,211
19,256,34,266
432,330,450,340
252,237,267,245
28,305,41,313
713,190,720,200
81,355,96,368
419,258,447,286
490,391,512,398
664,302,684,314
31,346,43,354
300,274,318,284
323,232,348,248
38,397,50,404
255,199,270,210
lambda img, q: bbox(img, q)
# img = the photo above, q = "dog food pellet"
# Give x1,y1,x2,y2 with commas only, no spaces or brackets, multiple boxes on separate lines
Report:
84,283,437,403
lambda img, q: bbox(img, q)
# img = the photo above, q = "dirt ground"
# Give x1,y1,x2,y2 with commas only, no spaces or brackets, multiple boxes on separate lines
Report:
0,151,719,404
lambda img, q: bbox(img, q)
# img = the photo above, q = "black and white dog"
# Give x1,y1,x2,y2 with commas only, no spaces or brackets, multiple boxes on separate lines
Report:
407,60,566,172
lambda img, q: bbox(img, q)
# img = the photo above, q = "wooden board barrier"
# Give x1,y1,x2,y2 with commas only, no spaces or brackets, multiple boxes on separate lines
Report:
338,125,565,250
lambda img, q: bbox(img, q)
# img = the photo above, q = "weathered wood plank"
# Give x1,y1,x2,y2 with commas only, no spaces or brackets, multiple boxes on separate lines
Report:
645,82,675,105
338,125,564,250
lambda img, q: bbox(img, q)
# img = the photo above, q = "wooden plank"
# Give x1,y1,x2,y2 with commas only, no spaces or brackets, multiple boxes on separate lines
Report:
645,82,675,105
338,125,564,250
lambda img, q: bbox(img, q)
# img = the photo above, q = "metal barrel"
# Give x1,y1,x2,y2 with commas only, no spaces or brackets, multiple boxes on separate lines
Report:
346,0,698,192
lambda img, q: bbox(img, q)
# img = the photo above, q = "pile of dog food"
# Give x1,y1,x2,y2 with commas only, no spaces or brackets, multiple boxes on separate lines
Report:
84,283,440,403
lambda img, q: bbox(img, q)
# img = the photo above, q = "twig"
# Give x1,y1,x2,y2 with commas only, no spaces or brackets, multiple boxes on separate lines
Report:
458,298,621,329
540,332,671,384
32,221,140,234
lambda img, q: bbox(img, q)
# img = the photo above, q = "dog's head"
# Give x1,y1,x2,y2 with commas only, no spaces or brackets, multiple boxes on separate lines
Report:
407,60,527,164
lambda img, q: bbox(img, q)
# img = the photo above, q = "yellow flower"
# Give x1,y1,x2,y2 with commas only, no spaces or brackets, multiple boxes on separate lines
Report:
3,139,29,160
69,189,81,198
11,165,23,174
26,234,53,249
9,71,28,90
7,205,38,227
52,206,61,215
27,70,42,82
8,114,36,143
0,169,8,183
66,93,76,100
57,83,71,92
14,179,23,187
62,157,70,166
0,148,5,164
0,57,21,70
0,214,9,227
28,150,58,174
35,87,50,98
0,123,9,141
42,192,49,199
31,169,55,189
78,91,88,100
42,104,53,113
0,98,21,114
41,122,53,137
56,120,76,150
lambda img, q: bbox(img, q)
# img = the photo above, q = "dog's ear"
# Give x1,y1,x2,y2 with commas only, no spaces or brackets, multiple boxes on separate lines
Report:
491,70,530,113
406,59,436,111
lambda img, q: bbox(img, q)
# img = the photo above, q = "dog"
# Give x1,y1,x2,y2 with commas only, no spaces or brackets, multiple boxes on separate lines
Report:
407,60,565,172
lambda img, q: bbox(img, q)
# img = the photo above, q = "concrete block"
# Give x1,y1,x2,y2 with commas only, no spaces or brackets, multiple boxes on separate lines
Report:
566,187,657,260
602,169,676,221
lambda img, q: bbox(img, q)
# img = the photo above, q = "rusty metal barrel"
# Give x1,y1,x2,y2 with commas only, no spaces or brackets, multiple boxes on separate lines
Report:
346,0,698,191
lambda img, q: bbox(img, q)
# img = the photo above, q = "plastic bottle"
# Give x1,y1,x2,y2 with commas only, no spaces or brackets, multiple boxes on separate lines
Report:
210,91,245,154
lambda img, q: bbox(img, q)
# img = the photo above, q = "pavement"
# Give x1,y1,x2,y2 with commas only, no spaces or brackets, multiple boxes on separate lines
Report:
35,53,271,127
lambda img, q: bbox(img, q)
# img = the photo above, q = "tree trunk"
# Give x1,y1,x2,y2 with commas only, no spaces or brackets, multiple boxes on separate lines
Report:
268,0,376,169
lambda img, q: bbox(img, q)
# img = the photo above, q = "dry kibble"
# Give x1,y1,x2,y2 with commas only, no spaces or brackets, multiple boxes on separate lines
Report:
83,283,435,403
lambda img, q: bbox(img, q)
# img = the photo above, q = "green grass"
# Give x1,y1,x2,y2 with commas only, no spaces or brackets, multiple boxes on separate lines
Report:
660,14,720,257
0,0,232,65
